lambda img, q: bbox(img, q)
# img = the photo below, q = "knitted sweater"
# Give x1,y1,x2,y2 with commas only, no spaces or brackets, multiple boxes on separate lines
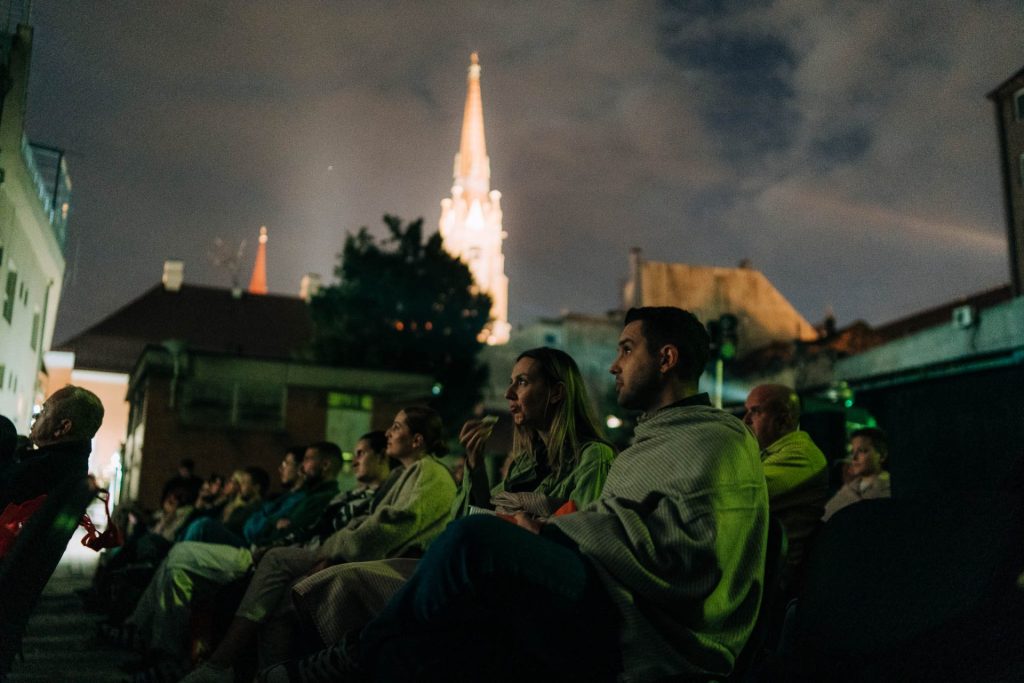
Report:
551,403,768,682
318,456,456,563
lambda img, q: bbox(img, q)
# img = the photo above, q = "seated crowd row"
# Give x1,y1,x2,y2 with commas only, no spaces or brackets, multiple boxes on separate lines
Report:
1,306,894,683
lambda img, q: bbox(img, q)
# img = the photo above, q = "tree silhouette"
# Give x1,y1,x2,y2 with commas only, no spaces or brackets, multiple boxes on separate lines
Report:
308,215,491,425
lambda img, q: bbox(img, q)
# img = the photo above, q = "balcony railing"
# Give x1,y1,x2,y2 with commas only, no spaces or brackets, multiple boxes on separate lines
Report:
20,135,70,253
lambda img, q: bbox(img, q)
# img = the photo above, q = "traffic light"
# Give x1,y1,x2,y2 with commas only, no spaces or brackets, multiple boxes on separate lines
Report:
708,314,739,360
718,314,738,360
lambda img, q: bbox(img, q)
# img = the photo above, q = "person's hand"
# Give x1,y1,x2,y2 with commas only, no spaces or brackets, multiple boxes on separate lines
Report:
459,416,498,469
512,512,543,534
275,518,291,530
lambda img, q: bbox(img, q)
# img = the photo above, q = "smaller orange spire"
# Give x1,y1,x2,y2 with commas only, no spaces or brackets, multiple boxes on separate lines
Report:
248,226,268,295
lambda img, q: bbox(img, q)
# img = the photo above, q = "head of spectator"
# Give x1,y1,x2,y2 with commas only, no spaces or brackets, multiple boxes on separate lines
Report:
0,414,17,463
352,431,390,488
387,406,447,467
29,385,104,448
743,384,801,450
847,427,888,479
177,458,197,478
240,465,270,501
508,347,609,476
279,446,305,491
222,469,243,500
611,307,710,413
301,442,343,487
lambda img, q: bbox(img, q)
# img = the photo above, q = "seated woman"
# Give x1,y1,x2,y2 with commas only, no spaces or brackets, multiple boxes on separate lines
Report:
287,347,616,659
181,406,456,683
822,427,891,521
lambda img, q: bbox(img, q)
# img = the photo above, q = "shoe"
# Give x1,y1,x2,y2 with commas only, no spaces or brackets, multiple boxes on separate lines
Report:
258,632,365,683
179,662,233,683
118,654,187,683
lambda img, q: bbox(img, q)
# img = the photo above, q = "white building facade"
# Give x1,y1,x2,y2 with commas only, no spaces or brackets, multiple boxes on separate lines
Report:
0,25,69,430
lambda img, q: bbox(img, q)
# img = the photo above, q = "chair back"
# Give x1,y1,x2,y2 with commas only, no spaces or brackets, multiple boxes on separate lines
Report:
788,494,1024,681
0,476,94,674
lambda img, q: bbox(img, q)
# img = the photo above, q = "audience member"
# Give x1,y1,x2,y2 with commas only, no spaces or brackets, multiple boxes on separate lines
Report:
181,410,456,682
160,457,203,506
0,385,104,510
743,383,828,591
822,427,891,521
265,307,768,683
289,347,617,651
121,443,344,677
179,466,271,546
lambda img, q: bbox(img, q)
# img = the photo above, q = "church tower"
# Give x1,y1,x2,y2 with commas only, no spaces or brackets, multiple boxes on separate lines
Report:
440,52,511,345
248,225,268,295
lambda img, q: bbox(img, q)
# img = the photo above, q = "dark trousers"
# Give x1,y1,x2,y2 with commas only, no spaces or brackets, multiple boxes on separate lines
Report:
361,515,621,682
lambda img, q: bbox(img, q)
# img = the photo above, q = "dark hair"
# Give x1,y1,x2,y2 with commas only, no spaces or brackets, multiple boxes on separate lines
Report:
179,458,196,471
401,406,448,456
512,348,614,475
851,427,889,463
244,466,271,494
624,307,710,382
48,385,104,440
284,445,305,462
0,415,17,462
359,431,388,454
308,441,343,467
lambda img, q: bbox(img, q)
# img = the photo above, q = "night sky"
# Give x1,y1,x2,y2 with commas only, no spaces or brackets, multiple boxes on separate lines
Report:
22,1,1022,343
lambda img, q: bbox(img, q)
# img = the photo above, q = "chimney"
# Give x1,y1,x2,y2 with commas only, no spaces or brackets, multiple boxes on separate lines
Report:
623,247,643,309
300,273,322,302
163,260,183,292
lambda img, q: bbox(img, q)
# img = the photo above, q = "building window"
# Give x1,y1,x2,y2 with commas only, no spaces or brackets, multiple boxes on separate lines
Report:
1016,88,1024,121
30,310,40,350
3,270,15,323
181,379,285,429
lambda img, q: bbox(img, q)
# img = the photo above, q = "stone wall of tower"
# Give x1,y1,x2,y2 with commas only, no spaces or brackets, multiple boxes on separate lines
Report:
438,53,510,345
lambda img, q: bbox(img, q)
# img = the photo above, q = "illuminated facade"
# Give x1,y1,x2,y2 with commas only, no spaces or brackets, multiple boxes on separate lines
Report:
439,53,510,345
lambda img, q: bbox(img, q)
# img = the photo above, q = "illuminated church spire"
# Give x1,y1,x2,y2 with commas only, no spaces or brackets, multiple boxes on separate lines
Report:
248,226,268,295
440,52,510,345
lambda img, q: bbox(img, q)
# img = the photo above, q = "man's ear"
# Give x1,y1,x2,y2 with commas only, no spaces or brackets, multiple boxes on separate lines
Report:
54,418,73,439
658,345,679,375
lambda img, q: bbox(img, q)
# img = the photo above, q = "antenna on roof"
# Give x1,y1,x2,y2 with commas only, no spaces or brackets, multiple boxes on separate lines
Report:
208,237,246,294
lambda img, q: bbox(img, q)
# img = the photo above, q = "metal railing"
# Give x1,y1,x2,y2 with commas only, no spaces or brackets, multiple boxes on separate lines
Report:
20,135,70,252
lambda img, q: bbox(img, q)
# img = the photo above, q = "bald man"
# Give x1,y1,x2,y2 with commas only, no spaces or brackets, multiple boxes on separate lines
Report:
743,383,827,592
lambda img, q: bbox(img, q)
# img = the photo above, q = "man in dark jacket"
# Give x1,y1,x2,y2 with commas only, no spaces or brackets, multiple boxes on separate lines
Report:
0,385,104,509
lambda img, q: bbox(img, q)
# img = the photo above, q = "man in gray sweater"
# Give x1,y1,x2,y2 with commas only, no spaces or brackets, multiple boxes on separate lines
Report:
264,307,768,683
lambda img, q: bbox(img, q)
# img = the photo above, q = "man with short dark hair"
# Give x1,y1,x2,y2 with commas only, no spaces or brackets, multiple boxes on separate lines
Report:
0,385,104,509
268,306,768,682
743,383,828,592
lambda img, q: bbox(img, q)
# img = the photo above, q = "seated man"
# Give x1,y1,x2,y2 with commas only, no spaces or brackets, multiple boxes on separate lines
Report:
0,386,104,556
0,385,104,509
123,443,342,673
822,427,891,521
266,307,768,683
743,383,828,592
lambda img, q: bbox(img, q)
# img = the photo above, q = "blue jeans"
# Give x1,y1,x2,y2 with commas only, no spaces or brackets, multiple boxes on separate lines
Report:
360,515,620,682
179,517,247,547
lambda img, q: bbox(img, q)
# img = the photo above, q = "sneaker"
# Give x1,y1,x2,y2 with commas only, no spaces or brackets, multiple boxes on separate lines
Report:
258,632,365,683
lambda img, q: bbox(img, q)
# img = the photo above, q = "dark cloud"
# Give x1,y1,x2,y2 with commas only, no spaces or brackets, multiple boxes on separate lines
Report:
19,0,1023,342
